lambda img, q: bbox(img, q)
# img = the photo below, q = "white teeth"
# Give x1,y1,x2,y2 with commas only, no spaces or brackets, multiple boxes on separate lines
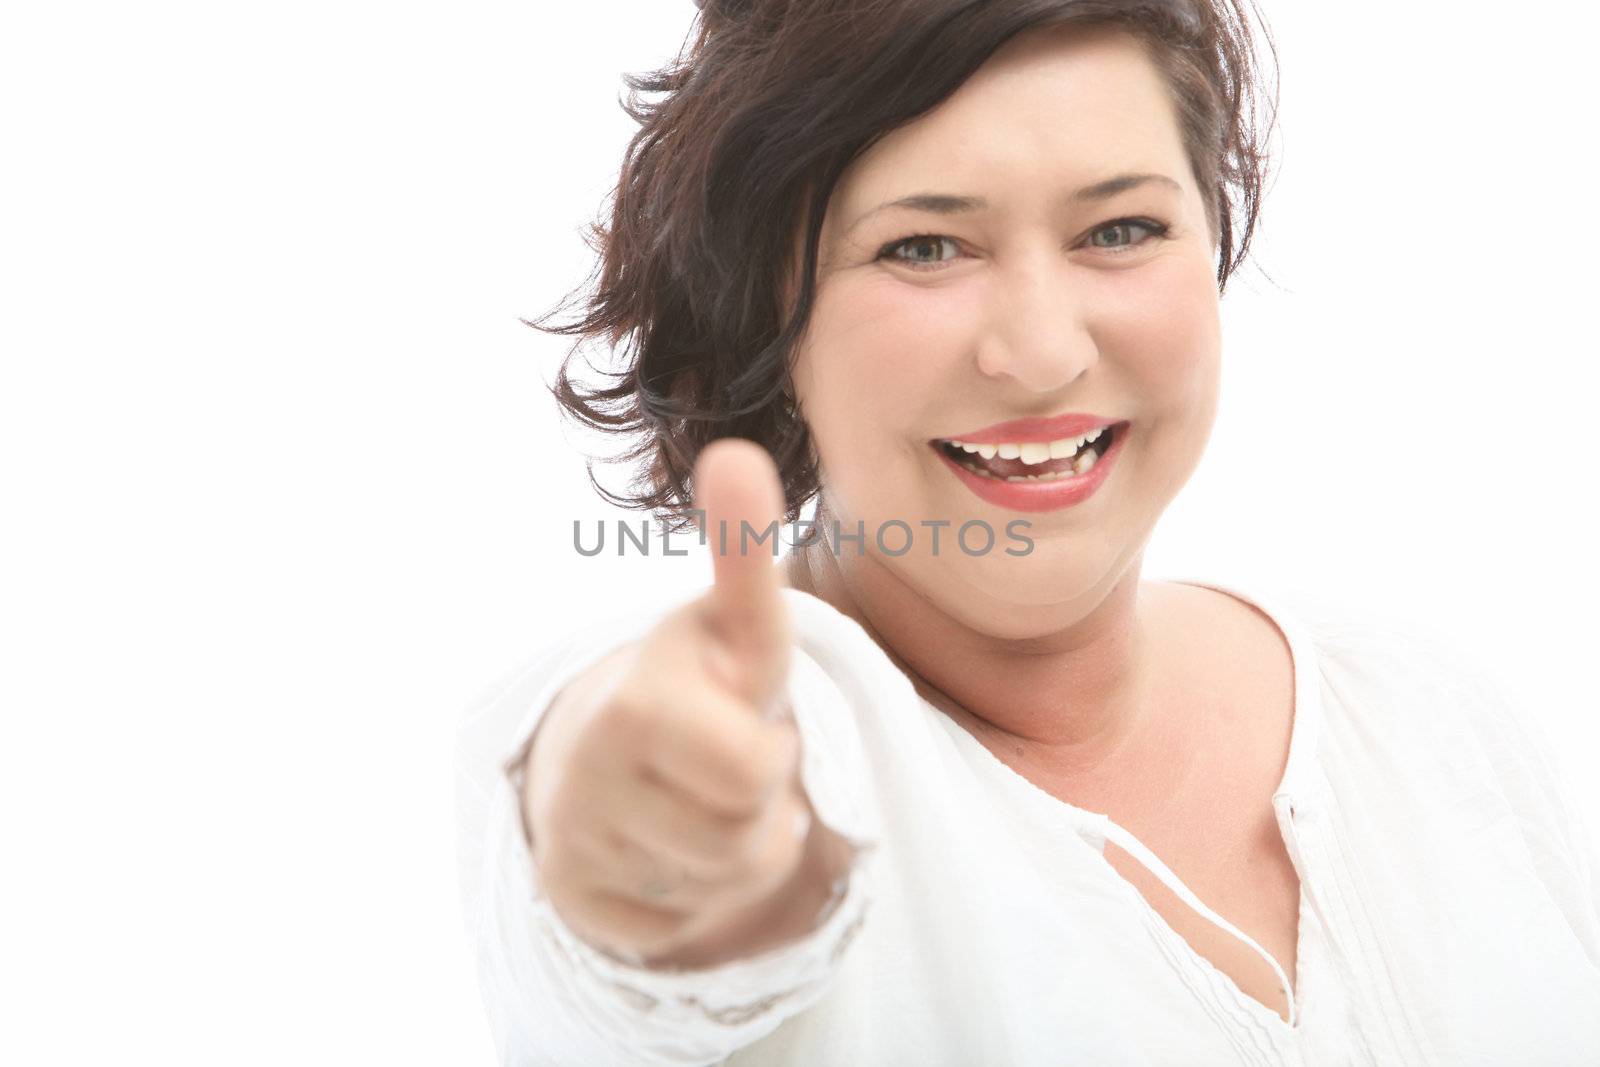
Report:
944,424,1116,485
1048,427,1102,458
944,426,1109,464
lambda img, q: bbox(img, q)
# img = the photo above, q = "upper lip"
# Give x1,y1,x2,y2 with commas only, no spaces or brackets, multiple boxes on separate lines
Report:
935,413,1123,444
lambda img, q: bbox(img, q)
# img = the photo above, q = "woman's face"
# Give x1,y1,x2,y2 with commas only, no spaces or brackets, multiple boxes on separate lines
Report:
789,25,1222,638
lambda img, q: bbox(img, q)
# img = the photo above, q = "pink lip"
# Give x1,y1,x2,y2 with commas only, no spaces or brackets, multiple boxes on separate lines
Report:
933,420,1128,513
937,413,1120,444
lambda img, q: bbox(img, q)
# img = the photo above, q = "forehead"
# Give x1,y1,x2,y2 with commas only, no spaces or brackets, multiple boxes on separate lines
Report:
828,25,1187,228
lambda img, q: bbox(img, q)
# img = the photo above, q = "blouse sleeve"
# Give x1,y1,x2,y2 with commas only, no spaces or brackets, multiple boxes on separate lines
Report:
1461,660,1600,972
454,600,882,1067
1388,622,1600,972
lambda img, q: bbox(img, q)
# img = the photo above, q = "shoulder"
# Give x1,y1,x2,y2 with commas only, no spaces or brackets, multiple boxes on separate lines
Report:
1244,584,1499,722
1180,577,1560,787
778,584,923,786
780,586,915,696
1265,588,1583,826
1271,588,1600,959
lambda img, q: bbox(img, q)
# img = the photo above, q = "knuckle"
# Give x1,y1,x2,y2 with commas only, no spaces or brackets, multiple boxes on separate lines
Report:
681,818,749,878
729,798,797,873
721,735,794,810
534,850,574,893
706,840,759,882
541,828,607,885
540,860,593,916
719,776,774,823
727,827,769,877
566,821,620,869
660,813,741,878
597,684,658,736
720,758,771,807
581,703,663,771
690,848,750,888
542,789,594,843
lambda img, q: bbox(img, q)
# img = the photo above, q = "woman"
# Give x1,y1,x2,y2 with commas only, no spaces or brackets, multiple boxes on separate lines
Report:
456,1,1600,1063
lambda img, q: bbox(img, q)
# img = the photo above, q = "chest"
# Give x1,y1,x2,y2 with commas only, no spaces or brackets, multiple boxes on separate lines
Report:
1038,584,1303,1021
987,694,1302,1022
1102,813,1301,1023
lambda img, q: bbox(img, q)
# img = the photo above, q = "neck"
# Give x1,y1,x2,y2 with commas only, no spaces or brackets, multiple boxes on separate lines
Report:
785,508,1165,790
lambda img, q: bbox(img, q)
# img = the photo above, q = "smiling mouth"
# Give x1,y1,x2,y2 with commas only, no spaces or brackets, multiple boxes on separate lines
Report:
932,421,1124,481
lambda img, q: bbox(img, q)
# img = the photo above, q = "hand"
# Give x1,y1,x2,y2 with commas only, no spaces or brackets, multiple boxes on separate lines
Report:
523,438,817,964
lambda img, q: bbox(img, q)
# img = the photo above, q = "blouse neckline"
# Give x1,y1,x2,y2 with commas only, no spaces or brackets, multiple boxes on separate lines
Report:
1165,575,1326,822
896,573,1329,1034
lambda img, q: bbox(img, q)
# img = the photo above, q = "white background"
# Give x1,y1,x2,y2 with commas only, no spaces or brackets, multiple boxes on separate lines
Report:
3,2,1596,1062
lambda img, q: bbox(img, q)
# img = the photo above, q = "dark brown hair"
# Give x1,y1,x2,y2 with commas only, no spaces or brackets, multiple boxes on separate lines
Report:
529,0,1278,529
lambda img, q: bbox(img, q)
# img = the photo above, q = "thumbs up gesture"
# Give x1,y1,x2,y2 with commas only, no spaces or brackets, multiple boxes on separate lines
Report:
523,439,836,967
694,437,794,716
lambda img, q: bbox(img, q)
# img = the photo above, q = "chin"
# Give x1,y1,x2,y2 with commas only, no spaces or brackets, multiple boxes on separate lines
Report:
896,542,1118,633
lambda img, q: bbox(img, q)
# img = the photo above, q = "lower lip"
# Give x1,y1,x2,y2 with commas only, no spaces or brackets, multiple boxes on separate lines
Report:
933,423,1128,513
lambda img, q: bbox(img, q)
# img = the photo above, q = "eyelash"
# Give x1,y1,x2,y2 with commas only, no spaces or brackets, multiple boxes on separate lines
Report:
876,217,1172,273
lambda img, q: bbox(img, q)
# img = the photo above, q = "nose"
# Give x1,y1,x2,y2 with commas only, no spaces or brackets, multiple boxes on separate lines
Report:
974,261,1097,392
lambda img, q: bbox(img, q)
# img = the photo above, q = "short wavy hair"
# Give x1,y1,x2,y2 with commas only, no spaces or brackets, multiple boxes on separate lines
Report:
530,0,1278,529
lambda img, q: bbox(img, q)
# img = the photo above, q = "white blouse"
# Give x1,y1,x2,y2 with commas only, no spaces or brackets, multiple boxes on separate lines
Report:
455,576,1600,1066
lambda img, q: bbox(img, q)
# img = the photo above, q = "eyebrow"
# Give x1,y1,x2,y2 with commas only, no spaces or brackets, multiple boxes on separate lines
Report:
846,172,1182,234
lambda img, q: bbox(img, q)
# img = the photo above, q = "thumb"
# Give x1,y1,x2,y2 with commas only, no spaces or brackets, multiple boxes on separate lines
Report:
692,437,792,713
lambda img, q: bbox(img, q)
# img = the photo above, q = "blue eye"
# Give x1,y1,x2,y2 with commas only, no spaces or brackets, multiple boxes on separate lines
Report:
876,217,1171,273
1088,219,1168,249
878,234,961,271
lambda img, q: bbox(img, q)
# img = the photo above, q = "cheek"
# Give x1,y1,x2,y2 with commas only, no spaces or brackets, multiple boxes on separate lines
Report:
1097,257,1221,408
793,283,974,519
796,281,975,439
811,280,974,380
